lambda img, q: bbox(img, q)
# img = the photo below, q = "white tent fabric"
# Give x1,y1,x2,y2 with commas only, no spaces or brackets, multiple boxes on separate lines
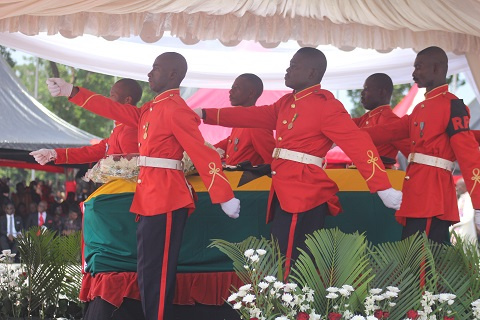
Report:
0,32,473,91
1,1,480,54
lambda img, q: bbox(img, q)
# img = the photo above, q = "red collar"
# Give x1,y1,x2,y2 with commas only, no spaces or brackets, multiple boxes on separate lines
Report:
425,84,449,99
153,88,180,104
294,84,321,101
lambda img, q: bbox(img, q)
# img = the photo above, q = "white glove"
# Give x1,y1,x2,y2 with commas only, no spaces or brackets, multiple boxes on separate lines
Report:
221,198,240,219
216,148,226,158
377,188,402,210
193,108,203,119
29,149,57,165
46,78,74,97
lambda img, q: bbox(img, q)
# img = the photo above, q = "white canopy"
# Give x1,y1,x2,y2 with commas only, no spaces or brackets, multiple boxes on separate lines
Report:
0,1,479,95
1,0,480,54
0,32,475,92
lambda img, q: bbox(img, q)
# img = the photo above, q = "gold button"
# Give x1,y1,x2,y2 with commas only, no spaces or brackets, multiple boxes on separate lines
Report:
170,94,173,97
271,171,276,175
282,120,287,125
366,121,369,125
138,143,141,147
137,179,142,183
278,137,282,141
405,176,410,180
421,104,424,108
291,104,296,109
412,141,416,145
414,122,418,126
228,139,232,143
226,155,230,158
150,107,153,111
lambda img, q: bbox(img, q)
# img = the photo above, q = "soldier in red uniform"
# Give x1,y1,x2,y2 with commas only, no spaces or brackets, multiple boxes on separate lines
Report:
353,73,410,167
214,73,275,166
363,46,480,243
195,47,402,275
31,78,145,320
44,52,240,320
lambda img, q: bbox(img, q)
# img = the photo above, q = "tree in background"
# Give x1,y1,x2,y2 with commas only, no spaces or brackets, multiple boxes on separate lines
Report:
0,45,15,68
13,57,155,138
347,75,464,118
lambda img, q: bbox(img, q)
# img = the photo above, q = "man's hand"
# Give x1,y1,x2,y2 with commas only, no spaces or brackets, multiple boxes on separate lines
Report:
221,198,240,219
377,188,402,210
30,149,57,165
46,78,73,97
193,108,203,119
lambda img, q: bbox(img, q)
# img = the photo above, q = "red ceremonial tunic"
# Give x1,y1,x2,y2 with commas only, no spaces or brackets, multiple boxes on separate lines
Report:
214,127,275,166
54,122,138,164
364,84,480,224
352,105,410,161
70,88,234,216
204,84,392,221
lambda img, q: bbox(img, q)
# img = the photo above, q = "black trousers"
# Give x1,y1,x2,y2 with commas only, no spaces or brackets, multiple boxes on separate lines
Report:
83,297,145,320
270,197,328,275
137,209,188,320
401,217,451,244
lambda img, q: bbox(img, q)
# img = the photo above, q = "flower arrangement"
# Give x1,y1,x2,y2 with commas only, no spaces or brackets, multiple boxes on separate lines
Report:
83,153,139,183
363,286,400,319
227,248,320,320
182,141,218,175
211,230,480,320
0,250,28,318
472,299,480,320
404,291,456,320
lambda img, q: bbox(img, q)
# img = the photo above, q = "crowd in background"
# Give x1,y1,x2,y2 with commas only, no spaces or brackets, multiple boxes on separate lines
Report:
0,177,88,247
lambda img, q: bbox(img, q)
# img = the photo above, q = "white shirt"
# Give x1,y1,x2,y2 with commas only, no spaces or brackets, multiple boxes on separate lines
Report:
38,212,47,226
6,214,18,238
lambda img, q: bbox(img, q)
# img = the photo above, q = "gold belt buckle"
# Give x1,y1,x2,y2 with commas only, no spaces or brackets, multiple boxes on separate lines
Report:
273,148,281,159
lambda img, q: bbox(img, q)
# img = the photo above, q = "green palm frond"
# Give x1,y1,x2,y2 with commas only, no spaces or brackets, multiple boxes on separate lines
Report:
17,228,82,317
289,228,372,315
367,233,430,319
429,234,480,318
209,236,286,285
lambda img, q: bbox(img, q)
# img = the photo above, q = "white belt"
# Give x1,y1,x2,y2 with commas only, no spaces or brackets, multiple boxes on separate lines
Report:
407,153,455,172
136,156,184,171
272,148,324,167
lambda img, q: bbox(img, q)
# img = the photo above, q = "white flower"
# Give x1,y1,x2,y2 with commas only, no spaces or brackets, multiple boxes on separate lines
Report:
282,293,293,303
342,284,355,292
242,293,256,303
351,316,366,320
343,310,353,318
338,288,351,297
326,292,339,299
239,284,252,292
264,275,276,283
326,286,339,293
244,249,255,257
258,282,269,290
388,302,396,307
250,254,260,263
366,317,378,320
447,299,454,305
273,281,285,290
275,316,288,320
227,293,238,302
2,249,11,256
386,286,400,293
256,249,266,255
233,302,242,309
309,312,321,320
369,288,382,295
384,291,398,298
284,283,298,292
